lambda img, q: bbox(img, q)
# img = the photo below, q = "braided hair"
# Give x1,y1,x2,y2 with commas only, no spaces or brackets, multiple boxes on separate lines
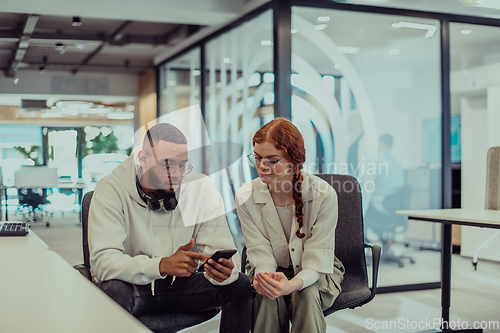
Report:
252,118,306,238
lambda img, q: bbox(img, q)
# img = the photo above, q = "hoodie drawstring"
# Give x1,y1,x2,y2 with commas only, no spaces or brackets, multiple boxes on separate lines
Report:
148,204,176,295
147,207,156,296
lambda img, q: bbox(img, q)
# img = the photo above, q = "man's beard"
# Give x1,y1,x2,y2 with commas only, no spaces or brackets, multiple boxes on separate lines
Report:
148,171,180,197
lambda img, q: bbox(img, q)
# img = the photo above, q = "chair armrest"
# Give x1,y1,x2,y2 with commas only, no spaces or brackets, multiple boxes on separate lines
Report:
364,243,381,303
241,246,247,274
73,264,92,281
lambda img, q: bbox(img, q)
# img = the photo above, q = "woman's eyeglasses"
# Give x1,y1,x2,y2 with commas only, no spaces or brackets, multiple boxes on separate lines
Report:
247,153,284,169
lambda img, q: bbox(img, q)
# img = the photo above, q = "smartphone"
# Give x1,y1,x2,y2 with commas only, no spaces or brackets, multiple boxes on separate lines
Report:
198,249,237,272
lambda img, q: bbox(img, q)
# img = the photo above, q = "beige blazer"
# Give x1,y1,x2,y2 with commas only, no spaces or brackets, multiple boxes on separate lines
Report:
236,172,339,276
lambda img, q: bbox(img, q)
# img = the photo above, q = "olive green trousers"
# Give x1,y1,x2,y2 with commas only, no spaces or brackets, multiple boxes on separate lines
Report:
250,262,343,333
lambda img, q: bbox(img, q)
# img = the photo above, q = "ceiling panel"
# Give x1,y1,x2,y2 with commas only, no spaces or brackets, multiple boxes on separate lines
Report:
0,11,203,75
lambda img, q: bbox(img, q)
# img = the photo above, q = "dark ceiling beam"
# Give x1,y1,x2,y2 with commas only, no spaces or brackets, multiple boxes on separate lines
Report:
20,61,151,73
73,21,131,74
5,14,39,77
161,25,186,45
0,26,196,46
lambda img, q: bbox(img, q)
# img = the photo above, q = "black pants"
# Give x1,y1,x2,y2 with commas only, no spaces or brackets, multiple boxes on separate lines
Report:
99,272,252,333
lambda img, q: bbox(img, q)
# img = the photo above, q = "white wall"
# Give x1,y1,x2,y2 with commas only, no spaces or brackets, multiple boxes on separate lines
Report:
459,84,500,261
356,67,441,170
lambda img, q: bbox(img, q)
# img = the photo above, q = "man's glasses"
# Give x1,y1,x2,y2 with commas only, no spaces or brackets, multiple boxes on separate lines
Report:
147,153,193,176
247,153,284,169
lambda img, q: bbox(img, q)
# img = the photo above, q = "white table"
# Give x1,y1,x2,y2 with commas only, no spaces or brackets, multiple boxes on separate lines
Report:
0,228,49,251
0,250,151,333
397,209,500,333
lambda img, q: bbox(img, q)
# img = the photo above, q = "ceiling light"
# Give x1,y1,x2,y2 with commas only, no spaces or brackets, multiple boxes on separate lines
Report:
55,43,66,55
323,75,335,95
62,109,79,117
263,92,274,105
291,28,299,34
317,16,330,22
72,17,82,27
334,64,341,70
75,43,86,49
392,21,437,38
260,40,273,46
223,57,232,64
338,46,360,55
389,48,400,55
192,70,201,76
464,0,500,10
314,24,327,31
107,112,134,120
461,29,472,35
41,112,62,118
263,72,274,83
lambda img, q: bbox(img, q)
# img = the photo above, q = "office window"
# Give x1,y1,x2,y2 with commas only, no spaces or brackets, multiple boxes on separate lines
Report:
292,6,442,286
0,125,42,186
205,9,274,195
159,48,201,115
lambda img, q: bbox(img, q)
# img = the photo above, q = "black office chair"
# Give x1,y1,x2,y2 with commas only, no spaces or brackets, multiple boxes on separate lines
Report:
241,174,381,316
74,191,220,333
365,183,415,267
16,188,52,226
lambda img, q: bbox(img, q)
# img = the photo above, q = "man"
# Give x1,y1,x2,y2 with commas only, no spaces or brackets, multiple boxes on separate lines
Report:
88,123,252,333
370,134,405,212
365,134,406,257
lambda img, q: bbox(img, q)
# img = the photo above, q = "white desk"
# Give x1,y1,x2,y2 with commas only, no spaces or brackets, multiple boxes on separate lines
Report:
0,228,49,251
397,209,500,333
0,250,151,333
398,209,500,229
58,181,86,190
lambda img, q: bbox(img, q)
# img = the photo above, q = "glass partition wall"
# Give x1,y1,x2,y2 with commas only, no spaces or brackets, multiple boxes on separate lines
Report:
157,0,500,292
204,9,274,194
291,6,442,287
159,48,201,115
159,10,274,249
450,23,500,262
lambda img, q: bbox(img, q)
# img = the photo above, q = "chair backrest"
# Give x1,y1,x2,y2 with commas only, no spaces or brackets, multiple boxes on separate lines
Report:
486,147,500,210
315,174,369,302
383,183,412,230
384,183,412,213
81,191,93,270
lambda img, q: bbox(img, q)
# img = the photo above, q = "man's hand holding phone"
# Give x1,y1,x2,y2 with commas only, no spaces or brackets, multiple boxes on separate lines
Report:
201,249,237,283
159,238,209,277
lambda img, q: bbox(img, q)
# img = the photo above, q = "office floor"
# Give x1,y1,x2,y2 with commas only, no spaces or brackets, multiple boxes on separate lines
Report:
22,211,500,333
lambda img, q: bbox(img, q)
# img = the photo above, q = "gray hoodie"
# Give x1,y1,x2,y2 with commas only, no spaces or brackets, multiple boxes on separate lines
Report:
88,155,240,289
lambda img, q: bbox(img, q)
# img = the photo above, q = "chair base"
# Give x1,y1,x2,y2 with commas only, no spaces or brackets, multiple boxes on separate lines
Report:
381,253,415,268
380,241,416,268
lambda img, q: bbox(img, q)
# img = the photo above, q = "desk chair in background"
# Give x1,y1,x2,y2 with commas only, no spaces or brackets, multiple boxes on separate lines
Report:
14,166,59,227
365,183,415,267
74,191,220,333
241,174,381,317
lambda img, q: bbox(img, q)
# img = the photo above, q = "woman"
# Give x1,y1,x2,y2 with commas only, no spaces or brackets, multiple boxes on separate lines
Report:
235,118,345,333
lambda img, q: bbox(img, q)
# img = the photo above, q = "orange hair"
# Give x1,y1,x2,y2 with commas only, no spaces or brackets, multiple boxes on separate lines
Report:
253,118,306,239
